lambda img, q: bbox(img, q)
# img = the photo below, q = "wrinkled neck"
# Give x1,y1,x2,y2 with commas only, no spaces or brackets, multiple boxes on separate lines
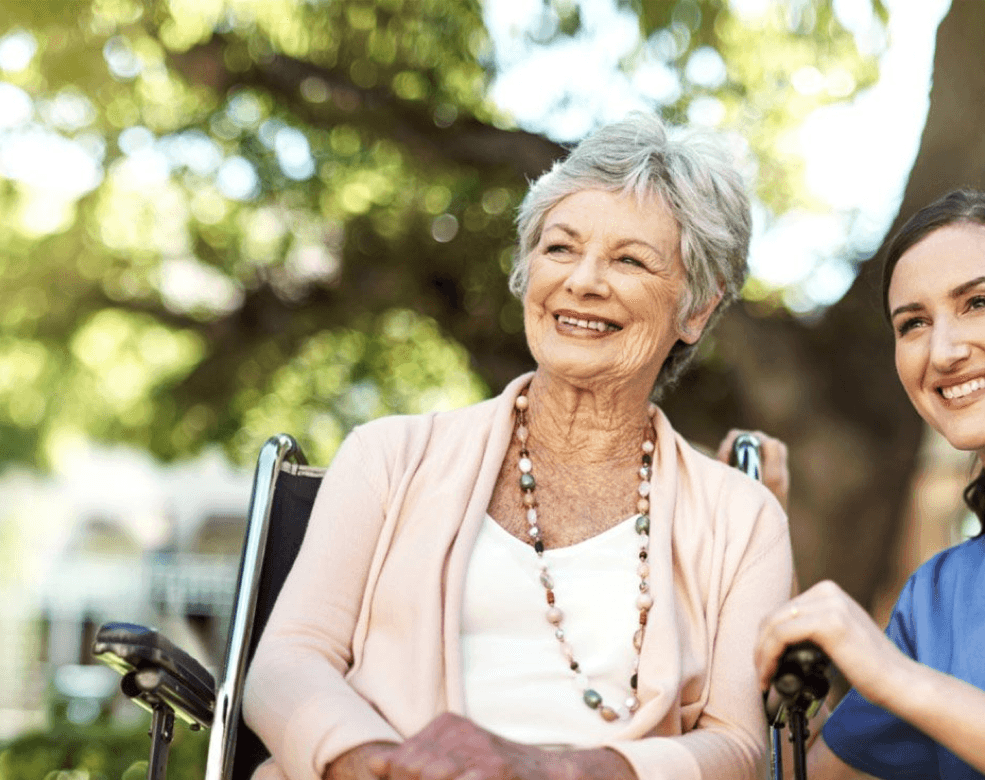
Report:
522,370,654,464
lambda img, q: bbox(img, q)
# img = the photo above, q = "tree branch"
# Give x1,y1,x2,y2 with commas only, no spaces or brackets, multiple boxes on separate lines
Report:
167,35,568,180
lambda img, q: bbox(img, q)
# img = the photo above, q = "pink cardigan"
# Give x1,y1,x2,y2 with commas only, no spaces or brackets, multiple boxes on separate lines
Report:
242,373,793,780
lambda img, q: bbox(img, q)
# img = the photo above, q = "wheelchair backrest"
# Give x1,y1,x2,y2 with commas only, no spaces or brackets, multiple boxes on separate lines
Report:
230,461,323,778
204,434,324,780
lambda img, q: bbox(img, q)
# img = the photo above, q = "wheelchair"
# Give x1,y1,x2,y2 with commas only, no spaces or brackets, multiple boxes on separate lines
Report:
92,433,827,780
93,434,321,780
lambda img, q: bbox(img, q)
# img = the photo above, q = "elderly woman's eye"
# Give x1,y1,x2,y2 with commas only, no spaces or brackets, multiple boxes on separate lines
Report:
618,255,645,268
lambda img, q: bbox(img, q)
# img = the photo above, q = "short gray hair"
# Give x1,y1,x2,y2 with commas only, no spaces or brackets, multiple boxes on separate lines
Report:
510,112,751,398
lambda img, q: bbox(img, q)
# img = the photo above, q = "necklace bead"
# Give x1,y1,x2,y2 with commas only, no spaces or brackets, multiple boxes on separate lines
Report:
513,387,654,722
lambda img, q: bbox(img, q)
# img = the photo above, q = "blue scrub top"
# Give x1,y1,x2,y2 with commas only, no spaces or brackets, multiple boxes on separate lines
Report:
822,534,985,779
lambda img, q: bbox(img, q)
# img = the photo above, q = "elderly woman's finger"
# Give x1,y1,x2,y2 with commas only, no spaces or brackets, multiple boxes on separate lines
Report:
327,742,401,780
417,757,461,780
387,752,448,780
365,754,388,778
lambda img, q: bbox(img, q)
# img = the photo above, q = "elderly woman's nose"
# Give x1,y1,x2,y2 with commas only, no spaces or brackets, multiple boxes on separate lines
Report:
564,253,609,296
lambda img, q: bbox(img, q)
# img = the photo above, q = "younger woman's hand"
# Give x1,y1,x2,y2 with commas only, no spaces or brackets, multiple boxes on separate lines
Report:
753,580,903,707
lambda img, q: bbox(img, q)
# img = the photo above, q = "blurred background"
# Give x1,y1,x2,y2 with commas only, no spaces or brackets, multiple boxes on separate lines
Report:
0,0,981,776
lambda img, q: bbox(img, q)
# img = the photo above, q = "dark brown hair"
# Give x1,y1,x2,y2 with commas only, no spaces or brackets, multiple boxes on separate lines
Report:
882,188,985,539
882,188,985,320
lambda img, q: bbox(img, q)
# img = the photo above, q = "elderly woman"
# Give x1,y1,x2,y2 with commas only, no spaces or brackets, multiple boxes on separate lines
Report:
242,112,792,780
755,189,985,779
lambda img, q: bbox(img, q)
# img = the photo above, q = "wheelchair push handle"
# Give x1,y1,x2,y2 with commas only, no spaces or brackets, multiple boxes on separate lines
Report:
725,430,831,780
764,640,832,726
728,432,763,482
725,434,832,720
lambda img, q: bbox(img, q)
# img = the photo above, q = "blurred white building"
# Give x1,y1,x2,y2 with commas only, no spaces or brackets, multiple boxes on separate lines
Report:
0,443,252,739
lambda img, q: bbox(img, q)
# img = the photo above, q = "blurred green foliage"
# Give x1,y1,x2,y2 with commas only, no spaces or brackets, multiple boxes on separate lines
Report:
0,719,208,780
0,0,886,469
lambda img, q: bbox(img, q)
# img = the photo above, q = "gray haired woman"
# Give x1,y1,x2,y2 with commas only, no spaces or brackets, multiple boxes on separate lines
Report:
243,112,792,780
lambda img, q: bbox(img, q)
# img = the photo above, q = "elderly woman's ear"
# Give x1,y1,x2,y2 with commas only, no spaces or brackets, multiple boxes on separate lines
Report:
680,290,723,344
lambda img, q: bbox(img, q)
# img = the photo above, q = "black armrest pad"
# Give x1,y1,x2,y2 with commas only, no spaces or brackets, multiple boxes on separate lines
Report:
121,665,214,728
93,622,216,708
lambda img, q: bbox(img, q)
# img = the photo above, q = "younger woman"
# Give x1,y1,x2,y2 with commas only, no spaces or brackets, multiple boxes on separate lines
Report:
755,189,985,779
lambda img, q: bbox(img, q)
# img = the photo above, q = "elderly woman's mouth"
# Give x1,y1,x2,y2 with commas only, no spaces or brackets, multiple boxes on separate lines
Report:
555,314,622,333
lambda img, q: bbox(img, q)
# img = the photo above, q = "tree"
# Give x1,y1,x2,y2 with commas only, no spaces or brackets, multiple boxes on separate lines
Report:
0,0,966,617
0,0,879,463
665,0,985,617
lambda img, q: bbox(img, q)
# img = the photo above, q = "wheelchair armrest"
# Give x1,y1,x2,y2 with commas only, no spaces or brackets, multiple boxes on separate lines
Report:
93,622,216,729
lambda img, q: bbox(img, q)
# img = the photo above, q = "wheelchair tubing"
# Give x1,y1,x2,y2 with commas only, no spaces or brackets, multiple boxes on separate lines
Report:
204,434,305,780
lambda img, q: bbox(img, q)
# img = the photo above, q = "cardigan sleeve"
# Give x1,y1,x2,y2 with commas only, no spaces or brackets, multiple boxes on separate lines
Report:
242,428,404,780
605,485,793,780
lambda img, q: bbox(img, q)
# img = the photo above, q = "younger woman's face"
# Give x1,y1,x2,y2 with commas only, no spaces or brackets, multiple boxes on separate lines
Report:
889,222,985,457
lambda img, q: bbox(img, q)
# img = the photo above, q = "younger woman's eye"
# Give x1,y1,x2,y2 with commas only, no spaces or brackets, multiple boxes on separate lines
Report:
968,294,985,310
896,317,925,336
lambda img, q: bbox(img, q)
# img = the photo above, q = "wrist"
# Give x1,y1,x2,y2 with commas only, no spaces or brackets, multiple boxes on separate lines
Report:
552,747,636,780
870,654,939,722
861,648,917,711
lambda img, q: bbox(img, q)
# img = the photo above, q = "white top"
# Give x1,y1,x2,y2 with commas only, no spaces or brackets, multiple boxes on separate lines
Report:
461,513,642,746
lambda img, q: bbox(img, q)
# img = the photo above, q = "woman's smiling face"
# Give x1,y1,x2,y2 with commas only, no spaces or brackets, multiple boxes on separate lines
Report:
889,222,985,456
523,189,717,394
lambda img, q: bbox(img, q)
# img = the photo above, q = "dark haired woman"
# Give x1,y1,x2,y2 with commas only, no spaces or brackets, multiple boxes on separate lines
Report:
755,188,985,779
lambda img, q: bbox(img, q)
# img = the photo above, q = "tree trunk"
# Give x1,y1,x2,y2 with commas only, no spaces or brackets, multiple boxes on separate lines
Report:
665,0,985,610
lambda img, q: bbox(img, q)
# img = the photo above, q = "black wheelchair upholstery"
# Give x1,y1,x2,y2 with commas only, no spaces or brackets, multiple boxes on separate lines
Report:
224,449,322,778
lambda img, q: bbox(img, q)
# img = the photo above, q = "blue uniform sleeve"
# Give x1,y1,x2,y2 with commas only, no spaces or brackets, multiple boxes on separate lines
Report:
820,576,939,779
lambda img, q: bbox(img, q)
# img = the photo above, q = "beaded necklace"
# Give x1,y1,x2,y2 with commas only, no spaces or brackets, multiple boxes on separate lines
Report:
513,388,655,722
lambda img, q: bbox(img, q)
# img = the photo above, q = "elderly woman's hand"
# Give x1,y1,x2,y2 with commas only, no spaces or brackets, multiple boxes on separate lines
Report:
754,581,903,706
325,742,401,780
715,429,790,512
364,713,635,780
